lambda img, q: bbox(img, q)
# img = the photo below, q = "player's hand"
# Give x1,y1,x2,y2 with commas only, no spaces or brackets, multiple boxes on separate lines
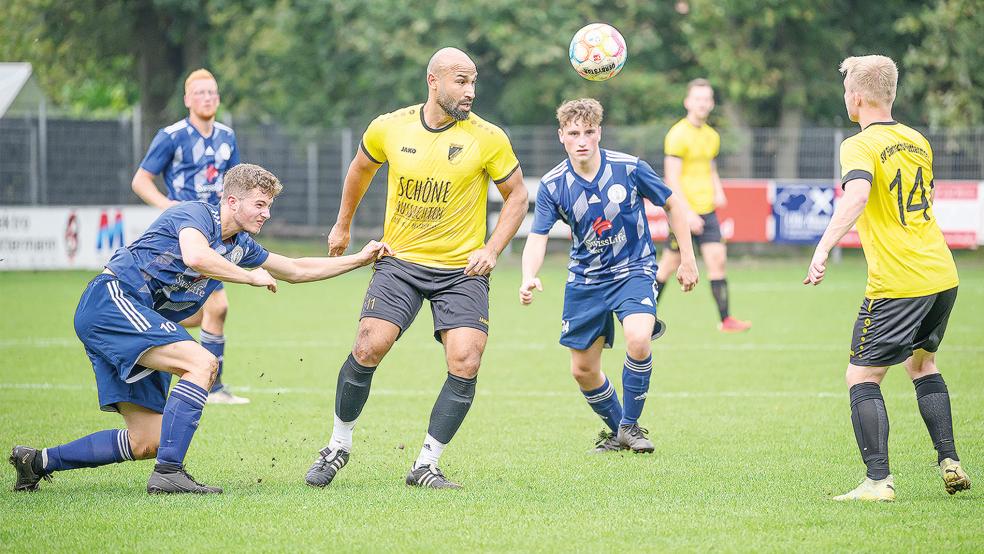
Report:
519,277,542,305
357,240,392,265
687,212,705,234
677,257,699,292
327,223,351,257
714,189,728,209
464,246,497,276
803,249,828,286
249,267,278,293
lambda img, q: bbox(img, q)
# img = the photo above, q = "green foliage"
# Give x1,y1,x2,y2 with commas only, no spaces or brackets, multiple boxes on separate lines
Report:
897,0,984,128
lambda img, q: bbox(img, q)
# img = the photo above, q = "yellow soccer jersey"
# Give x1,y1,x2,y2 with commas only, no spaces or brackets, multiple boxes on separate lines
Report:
664,118,720,215
840,121,958,298
360,105,520,268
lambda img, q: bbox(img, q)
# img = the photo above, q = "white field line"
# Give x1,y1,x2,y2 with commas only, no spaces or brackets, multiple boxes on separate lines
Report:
2,337,983,354
1,382,979,400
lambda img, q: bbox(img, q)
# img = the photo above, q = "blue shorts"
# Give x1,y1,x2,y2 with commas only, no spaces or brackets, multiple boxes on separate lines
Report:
560,273,666,350
74,274,194,413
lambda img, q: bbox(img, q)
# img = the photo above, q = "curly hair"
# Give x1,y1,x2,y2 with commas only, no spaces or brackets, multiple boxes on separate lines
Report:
224,164,283,198
556,98,603,128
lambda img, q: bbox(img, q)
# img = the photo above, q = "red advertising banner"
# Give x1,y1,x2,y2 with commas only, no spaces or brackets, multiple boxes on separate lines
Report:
646,179,772,243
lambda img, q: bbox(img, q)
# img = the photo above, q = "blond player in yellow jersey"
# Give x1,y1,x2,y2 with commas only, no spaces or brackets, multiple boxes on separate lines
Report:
805,55,970,502
303,48,528,490
655,79,751,332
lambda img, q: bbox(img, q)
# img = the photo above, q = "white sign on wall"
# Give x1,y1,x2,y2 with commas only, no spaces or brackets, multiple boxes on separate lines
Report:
0,206,162,270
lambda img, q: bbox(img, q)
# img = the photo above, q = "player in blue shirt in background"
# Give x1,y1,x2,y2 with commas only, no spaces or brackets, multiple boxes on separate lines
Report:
131,69,247,404
10,164,390,494
520,99,699,453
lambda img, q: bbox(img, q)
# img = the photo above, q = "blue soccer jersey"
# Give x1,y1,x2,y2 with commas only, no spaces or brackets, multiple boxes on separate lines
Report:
105,202,268,322
532,149,671,284
139,118,240,204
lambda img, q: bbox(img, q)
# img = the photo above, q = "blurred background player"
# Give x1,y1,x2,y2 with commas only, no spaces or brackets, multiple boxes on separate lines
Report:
304,47,528,490
130,69,247,404
655,79,751,333
9,164,389,494
804,55,970,502
519,98,698,453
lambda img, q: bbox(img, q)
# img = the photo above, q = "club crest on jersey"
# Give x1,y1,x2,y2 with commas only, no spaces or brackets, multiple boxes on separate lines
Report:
448,143,464,164
226,245,245,265
607,184,627,204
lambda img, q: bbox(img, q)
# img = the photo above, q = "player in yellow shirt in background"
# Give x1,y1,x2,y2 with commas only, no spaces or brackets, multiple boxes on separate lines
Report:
655,79,751,332
805,55,970,502
304,47,528,490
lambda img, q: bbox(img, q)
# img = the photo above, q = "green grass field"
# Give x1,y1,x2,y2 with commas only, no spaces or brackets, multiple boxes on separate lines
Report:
1,250,982,552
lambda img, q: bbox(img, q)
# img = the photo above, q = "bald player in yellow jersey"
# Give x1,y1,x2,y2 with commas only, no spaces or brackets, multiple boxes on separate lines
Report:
303,47,528,490
655,79,752,333
805,55,970,502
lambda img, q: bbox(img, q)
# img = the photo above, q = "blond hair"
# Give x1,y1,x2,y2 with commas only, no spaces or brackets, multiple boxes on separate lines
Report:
686,78,713,95
556,98,603,128
184,68,217,93
224,164,283,199
839,55,897,107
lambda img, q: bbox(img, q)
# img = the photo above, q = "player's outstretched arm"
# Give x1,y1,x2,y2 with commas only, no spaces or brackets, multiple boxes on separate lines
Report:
132,168,178,209
519,232,548,305
178,228,278,291
664,194,699,292
465,167,529,277
664,155,703,234
262,241,392,284
328,149,382,256
804,179,870,286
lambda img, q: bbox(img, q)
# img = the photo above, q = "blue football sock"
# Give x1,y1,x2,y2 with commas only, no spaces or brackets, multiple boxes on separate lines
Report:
621,354,653,426
200,329,225,392
157,380,208,467
42,429,133,473
581,376,623,433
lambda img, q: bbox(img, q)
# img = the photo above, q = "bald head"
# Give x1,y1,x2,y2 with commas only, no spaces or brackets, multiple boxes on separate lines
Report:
426,47,476,78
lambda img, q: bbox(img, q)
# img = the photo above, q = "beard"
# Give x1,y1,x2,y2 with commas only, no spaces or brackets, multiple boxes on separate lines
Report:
437,93,471,121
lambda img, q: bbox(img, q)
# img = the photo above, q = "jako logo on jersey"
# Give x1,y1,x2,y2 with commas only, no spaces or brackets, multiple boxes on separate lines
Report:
401,146,417,154
591,216,613,235
96,210,124,252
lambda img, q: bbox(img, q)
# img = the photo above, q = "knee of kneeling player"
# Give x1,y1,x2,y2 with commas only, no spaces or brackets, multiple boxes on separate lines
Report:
130,436,159,460
207,297,229,321
184,353,219,387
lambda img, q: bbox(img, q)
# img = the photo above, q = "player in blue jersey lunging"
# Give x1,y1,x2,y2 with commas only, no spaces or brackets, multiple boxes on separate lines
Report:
131,69,248,404
520,99,698,453
10,164,390,494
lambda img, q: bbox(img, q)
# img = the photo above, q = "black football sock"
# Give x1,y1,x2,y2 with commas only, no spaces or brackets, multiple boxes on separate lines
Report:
427,373,477,444
335,354,376,422
913,373,959,463
849,382,891,480
710,279,729,321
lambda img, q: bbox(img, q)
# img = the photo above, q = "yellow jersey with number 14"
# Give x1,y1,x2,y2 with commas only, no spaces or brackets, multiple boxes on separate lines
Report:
361,105,520,268
839,121,958,299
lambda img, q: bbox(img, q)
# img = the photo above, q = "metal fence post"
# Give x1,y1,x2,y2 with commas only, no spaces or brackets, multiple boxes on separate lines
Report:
307,141,318,226
28,120,39,205
131,104,142,168
38,98,47,203
831,129,845,264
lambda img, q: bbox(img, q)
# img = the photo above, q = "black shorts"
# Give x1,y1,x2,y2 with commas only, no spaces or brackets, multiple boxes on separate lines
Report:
849,287,957,367
360,256,490,343
665,211,723,251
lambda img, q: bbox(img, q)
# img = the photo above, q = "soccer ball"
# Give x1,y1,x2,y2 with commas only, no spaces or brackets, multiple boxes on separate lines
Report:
569,23,627,81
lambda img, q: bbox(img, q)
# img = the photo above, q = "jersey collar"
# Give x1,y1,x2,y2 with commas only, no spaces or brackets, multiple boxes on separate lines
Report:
419,105,457,133
186,117,216,141
566,150,607,187
862,120,898,131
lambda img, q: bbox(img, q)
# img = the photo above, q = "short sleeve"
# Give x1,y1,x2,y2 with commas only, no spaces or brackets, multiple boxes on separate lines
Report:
839,138,875,190
664,124,688,158
235,234,270,268
140,130,176,175
359,116,387,164
485,127,521,184
228,134,241,167
531,182,561,234
631,160,673,207
169,203,217,242
710,129,721,159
